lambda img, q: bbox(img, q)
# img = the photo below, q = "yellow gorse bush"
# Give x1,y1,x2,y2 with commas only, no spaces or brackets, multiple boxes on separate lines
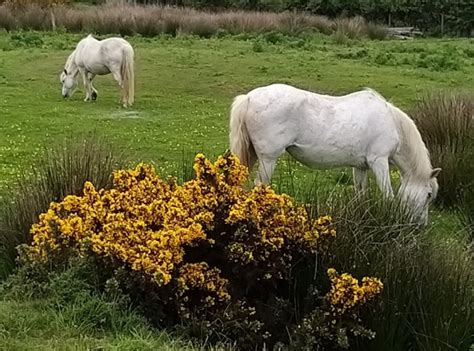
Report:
26,152,383,347
29,153,335,286
29,154,248,285
326,268,383,314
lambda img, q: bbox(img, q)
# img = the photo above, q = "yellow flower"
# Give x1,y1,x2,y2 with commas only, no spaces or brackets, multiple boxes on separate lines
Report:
326,268,383,315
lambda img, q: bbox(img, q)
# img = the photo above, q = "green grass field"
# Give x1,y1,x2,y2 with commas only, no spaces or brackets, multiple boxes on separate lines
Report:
0,300,199,351
0,32,473,192
0,31,473,349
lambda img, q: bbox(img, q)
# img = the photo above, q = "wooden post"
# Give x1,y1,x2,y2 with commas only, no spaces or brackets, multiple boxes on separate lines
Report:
50,6,56,31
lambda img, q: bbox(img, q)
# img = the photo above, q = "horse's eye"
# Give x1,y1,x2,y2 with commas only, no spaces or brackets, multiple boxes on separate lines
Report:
428,192,432,199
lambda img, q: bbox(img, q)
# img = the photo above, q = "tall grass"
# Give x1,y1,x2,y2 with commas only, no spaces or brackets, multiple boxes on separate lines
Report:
412,92,474,238
299,184,473,351
0,134,127,280
0,3,387,39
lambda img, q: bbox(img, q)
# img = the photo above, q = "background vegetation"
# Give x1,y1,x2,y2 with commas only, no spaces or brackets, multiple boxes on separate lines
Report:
0,3,389,39
61,0,474,36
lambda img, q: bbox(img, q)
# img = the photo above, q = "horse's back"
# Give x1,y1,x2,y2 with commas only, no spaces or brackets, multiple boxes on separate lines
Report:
244,84,395,128
75,36,133,74
78,36,133,55
102,37,133,50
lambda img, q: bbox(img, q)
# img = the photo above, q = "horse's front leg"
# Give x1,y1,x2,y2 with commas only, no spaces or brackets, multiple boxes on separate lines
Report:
369,158,394,198
80,69,92,102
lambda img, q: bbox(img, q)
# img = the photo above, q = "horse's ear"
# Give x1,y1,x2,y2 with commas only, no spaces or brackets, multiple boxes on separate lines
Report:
431,168,441,178
64,69,67,75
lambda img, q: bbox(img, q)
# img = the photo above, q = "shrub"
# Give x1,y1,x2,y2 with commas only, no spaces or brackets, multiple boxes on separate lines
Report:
333,16,366,40
332,29,350,45
252,38,264,52
0,5,17,31
0,134,126,280
10,3,50,30
179,15,219,38
372,51,397,66
9,30,44,48
416,52,462,71
22,153,383,349
366,22,388,40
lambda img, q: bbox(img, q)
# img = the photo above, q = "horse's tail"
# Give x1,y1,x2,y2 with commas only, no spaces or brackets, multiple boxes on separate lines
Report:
121,45,135,107
229,94,255,170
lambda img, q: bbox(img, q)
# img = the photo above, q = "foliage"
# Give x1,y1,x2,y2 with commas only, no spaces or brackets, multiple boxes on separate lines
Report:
23,153,382,349
0,134,126,280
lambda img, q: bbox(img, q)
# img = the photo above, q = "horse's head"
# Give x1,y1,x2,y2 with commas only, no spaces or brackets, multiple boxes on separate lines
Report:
401,168,441,226
60,69,76,98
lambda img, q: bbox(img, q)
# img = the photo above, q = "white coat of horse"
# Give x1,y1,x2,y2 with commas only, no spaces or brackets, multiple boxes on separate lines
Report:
60,35,135,107
229,84,440,225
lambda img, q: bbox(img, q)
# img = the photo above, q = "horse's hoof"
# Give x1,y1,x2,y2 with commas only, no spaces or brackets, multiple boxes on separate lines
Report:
91,91,98,101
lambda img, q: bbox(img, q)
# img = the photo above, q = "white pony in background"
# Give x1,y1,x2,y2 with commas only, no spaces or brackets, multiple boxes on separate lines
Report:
229,84,441,225
60,34,135,107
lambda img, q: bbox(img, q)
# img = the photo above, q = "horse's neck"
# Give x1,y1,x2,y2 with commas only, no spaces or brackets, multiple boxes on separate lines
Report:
391,106,432,182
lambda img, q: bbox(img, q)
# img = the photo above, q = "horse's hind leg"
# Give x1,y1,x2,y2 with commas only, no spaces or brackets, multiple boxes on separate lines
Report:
110,66,126,107
88,73,98,101
369,158,394,198
256,157,278,186
252,134,287,186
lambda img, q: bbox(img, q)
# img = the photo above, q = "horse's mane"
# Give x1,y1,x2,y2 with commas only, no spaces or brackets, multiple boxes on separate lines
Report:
389,105,432,181
65,50,76,71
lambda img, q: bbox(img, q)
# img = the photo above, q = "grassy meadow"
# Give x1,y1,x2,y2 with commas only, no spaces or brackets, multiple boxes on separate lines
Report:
0,29,473,350
0,31,473,193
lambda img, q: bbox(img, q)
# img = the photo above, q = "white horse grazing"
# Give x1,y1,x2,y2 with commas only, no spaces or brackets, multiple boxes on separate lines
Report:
60,35,135,107
229,84,441,225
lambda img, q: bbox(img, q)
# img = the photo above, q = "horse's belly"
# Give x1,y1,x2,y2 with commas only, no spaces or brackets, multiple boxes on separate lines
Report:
92,65,110,75
286,145,365,169
85,62,110,75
